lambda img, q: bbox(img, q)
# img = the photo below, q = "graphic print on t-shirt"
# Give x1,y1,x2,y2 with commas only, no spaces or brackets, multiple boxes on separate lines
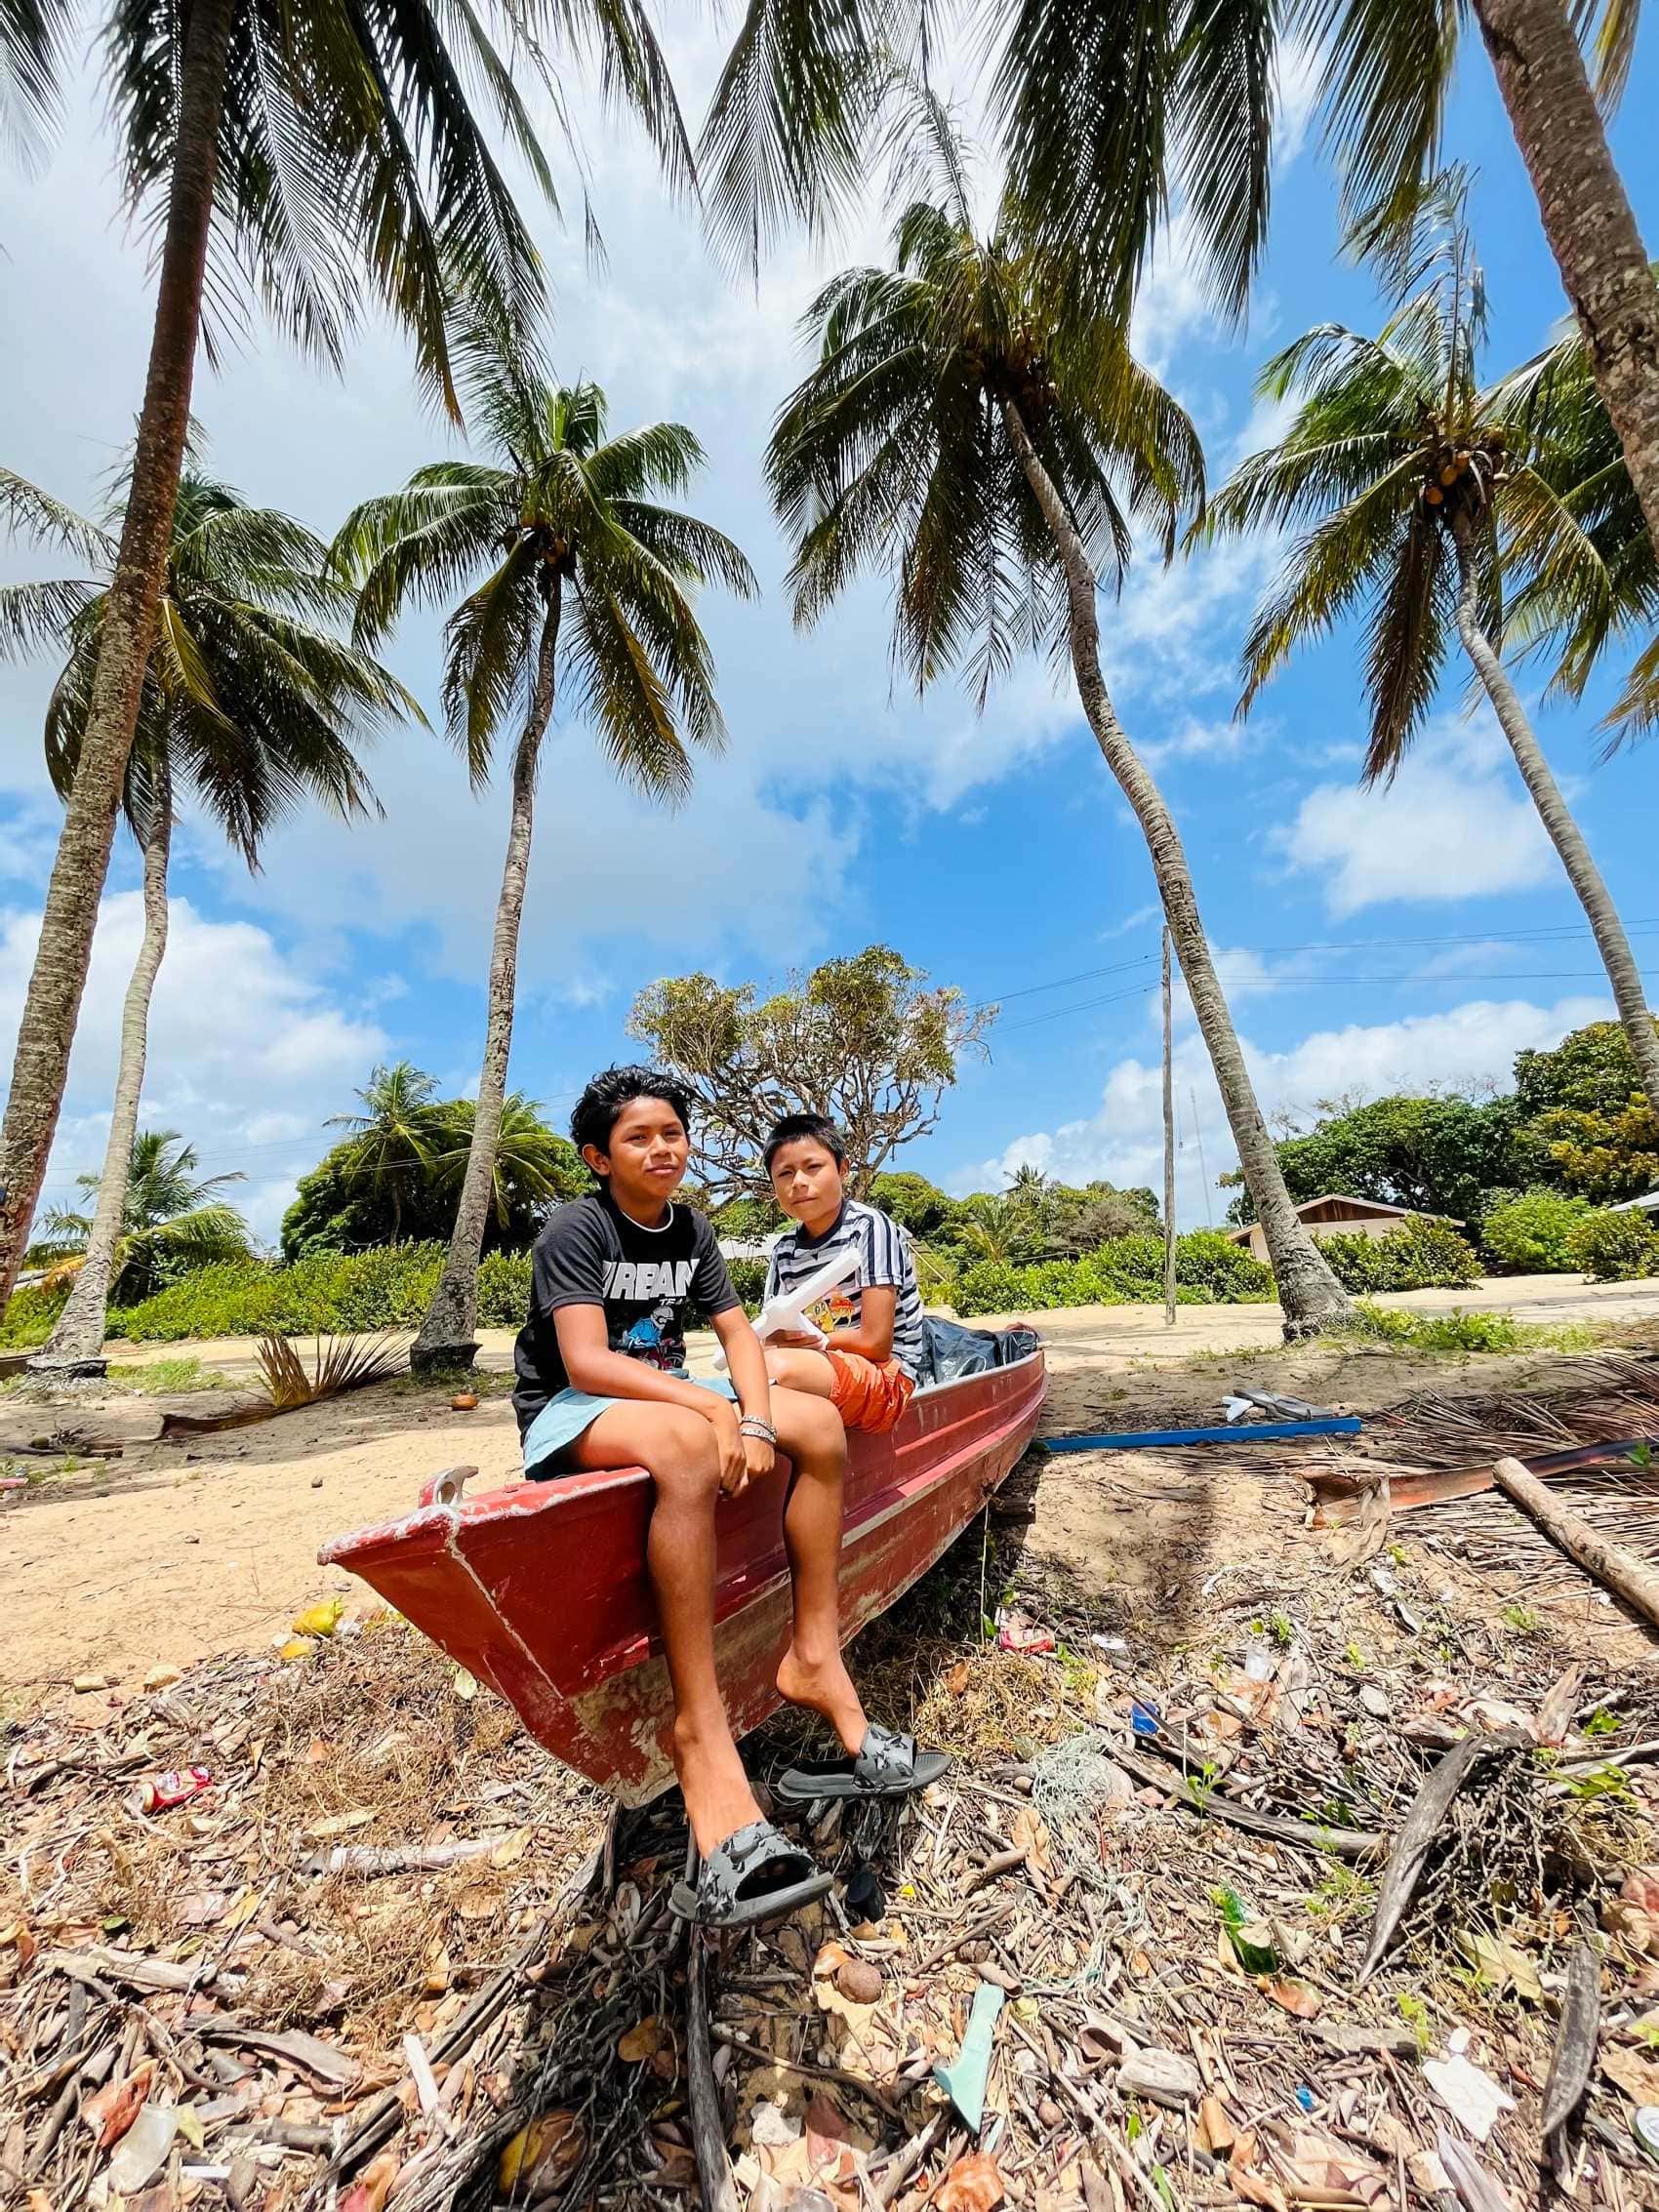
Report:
512,1194,744,1432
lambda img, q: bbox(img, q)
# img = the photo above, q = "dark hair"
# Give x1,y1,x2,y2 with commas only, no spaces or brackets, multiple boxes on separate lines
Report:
764,1113,847,1174
571,1065,694,1155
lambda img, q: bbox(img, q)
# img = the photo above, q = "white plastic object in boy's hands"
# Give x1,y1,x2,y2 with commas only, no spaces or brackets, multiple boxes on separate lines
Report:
713,1241,863,1372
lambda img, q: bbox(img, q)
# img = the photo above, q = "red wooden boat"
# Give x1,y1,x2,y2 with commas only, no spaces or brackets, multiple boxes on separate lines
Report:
319,1342,1046,1803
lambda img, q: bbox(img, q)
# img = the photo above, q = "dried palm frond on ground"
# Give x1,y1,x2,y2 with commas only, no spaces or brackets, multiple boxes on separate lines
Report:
258,1332,409,1412
10,1389,1659,2212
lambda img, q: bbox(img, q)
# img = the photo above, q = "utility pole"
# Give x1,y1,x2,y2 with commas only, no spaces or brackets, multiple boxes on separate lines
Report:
1191,1089,1213,1227
1161,927,1176,1328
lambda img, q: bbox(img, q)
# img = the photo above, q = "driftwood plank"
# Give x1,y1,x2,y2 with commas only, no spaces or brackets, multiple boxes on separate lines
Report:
1492,1455,1659,1628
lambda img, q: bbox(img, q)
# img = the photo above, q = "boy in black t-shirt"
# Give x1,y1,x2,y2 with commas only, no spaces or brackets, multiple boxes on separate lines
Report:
512,1066,948,1928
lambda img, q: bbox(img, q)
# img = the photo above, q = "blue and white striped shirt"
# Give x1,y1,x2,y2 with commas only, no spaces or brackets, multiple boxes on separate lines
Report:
764,1199,926,1381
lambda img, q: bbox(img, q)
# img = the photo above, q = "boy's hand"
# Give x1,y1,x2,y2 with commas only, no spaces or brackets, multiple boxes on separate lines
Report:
743,1431,775,1486
768,1329,823,1349
710,1403,751,1497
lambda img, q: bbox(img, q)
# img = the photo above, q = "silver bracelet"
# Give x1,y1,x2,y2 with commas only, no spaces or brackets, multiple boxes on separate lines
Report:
739,1416,776,1444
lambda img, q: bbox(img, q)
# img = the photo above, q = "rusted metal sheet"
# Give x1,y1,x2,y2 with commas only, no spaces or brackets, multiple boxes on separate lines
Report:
1307,1434,1659,1523
320,1347,1047,1802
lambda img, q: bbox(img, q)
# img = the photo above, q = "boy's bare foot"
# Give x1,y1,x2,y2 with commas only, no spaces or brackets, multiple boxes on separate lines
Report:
673,1713,766,1856
776,1642,868,1754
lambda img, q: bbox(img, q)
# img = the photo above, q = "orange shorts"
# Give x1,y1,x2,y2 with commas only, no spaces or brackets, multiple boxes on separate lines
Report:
824,1349,916,1433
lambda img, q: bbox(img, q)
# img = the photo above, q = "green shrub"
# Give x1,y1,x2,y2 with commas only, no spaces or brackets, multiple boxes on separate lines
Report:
1569,1207,1659,1282
0,1280,70,1349
1481,1189,1594,1273
1315,1216,1482,1293
1339,1302,1525,1353
104,1245,448,1341
477,1249,535,1326
950,1231,1272,1316
724,1257,768,1312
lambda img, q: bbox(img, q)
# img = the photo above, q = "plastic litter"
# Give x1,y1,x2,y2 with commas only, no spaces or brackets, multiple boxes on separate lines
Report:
136,1766,212,1814
107,2104,179,2192
934,1979,1004,2133
1294,2086,1315,2114
1423,2033,1517,2142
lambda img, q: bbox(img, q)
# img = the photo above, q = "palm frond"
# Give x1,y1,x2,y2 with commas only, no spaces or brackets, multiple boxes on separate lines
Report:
696,0,910,281
1601,630,1659,751
0,0,70,159
439,538,540,784
0,466,116,567
0,576,101,660
1296,0,1460,227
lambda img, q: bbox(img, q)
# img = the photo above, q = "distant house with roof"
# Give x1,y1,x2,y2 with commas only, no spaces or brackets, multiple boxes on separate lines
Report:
1223,1193,1464,1267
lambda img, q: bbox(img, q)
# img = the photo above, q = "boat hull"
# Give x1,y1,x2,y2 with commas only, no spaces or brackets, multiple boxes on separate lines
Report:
319,1347,1046,1803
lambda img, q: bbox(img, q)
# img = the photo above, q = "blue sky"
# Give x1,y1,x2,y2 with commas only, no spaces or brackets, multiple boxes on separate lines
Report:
2,19,1656,1242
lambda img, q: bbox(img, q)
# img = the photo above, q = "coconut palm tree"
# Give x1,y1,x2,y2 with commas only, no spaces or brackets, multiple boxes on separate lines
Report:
699,1,1278,323
701,2,1659,570
0,0,693,1309
35,1129,252,1307
429,1091,586,1231
1490,303,1659,747
325,1063,446,1247
764,111,1350,1334
1206,177,1659,1115
335,298,759,1369
1304,0,1659,556
1,462,413,1371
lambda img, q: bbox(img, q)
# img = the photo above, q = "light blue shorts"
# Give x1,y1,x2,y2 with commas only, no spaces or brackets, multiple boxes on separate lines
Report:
522,1373,737,1480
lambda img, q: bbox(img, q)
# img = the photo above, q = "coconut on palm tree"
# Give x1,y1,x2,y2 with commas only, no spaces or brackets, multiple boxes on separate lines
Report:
1206,176,1659,1114
34,1130,252,1307
0,0,693,1309
763,108,1350,1334
335,298,758,1369
1,461,414,1372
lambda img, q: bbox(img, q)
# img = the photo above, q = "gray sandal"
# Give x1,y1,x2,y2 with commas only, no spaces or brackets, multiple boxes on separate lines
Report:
774,1723,952,1805
668,1820,833,1929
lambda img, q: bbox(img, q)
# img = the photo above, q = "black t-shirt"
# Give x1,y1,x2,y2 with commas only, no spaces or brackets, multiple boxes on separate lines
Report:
512,1190,741,1434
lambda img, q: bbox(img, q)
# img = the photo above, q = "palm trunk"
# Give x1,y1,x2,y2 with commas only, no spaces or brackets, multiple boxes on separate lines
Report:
0,0,234,1308
31,765,175,1376
1451,515,1659,1106
412,584,561,1371
1001,398,1351,1336
1471,0,1659,551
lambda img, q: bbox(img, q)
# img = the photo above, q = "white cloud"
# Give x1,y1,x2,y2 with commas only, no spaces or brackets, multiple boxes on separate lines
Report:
951,989,1611,1220
1273,713,1558,915
1,893,387,1242
1141,715,1253,769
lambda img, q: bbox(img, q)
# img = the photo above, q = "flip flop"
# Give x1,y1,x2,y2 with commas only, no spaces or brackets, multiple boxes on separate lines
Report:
773,1723,952,1806
667,1820,833,1930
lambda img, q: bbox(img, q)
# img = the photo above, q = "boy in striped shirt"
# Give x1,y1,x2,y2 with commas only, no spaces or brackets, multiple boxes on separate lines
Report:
761,1114,926,1432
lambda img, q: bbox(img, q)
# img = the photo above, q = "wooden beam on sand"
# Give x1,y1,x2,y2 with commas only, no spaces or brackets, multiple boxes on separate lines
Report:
1493,1454,1659,1629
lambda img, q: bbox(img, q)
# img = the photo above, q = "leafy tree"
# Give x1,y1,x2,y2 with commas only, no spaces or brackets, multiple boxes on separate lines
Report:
338,311,756,1367
427,1094,587,1233
0,0,691,1308
1222,1092,1528,1229
762,104,1348,1334
631,945,990,1202
1516,1020,1659,1200
1208,177,1659,1119
35,1130,252,1305
2,463,409,1372
865,1171,955,1238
